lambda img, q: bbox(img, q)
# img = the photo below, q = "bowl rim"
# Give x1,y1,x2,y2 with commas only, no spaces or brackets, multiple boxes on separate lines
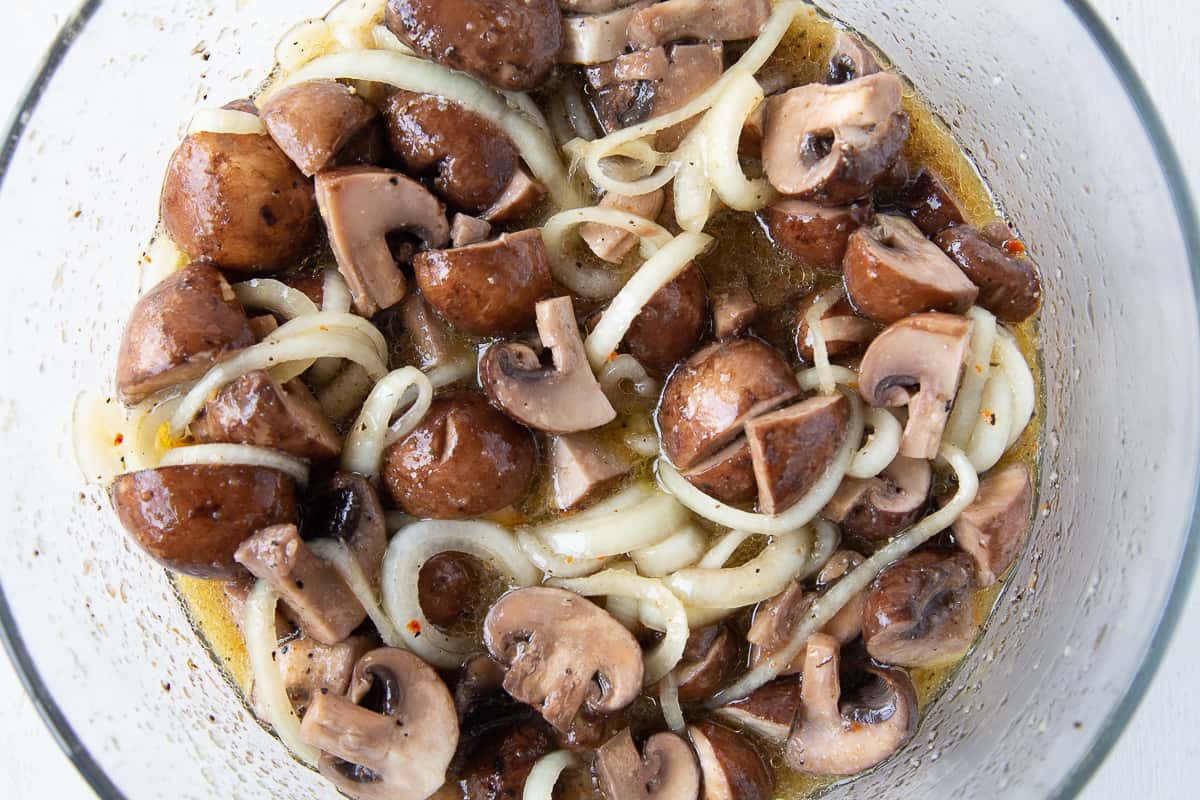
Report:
0,1,1196,798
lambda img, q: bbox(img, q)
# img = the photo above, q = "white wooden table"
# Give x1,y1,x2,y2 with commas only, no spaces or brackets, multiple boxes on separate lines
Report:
1,1,1196,797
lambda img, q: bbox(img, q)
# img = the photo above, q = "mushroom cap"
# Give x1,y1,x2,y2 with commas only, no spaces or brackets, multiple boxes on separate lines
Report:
862,551,978,668
483,586,644,731
675,624,739,703
746,579,813,675
110,464,297,578
896,168,966,237
687,721,773,800
161,132,317,272
794,290,877,364
951,463,1033,586
745,393,851,514
413,230,554,336
418,551,478,628
261,80,379,176
657,338,800,471
857,312,973,460
760,198,873,271
596,729,702,800
624,264,710,371
843,214,980,324
682,438,757,505
480,296,617,433
935,225,1042,323
301,472,388,585
115,262,255,404
626,0,772,49
822,456,932,540
714,676,802,742
382,391,537,519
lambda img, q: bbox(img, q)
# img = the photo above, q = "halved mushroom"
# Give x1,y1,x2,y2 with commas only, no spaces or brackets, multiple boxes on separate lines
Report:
822,456,932,540
459,719,555,799
785,633,916,775
580,189,667,263
255,633,374,720
858,312,973,459
483,586,644,730
794,291,877,364
482,167,548,224
301,472,388,584
843,214,979,324
682,439,757,505
760,198,873,271
713,676,801,742
382,391,537,519
596,729,701,800
626,0,772,49
192,370,342,460
261,80,378,176
235,523,366,645
712,288,759,339
936,225,1042,323
110,464,297,578
384,0,562,91
827,32,881,84
763,73,909,204
560,1,654,65
548,432,633,511
896,168,965,236
315,167,451,317
688,721,773,800
480,296,617,433
745,394,850,514
952,463,1033,586
300,648,459,800
862,551,977,668
675,625,739,703
624,265,709,371
450,213,493,248
418,552,479,628
413,230,555,336
115,262,255,404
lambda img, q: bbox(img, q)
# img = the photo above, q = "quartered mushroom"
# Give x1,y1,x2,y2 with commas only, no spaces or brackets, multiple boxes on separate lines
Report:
785,633,917,775
483,168,547,224
895,168,966,236
843,214,979,324
560,1,655,65
746,580,811,675
300,648,459,800
483,586,644,731
674,625,739,703
596,729,701,800
261,80,378,177
624,265,709,371
115,262,255,404
315,166,451,317
413,230,555,336
745,393,850,514
712,288,759,339
936,224,1042,323
713,677,801,742
858,312,973,460
827,31,881,84
449,214,492,249
110,464,297,578
823,456,932,541
398,293,459,369
418,552,479,628
760,198,873,271
794,290,877,364
952,463,1033,586
548,432,633,511
682,439,757,504
255,633,374,720
688,721,773,800
459,718,556,799
580,189,667,264
480,296,617,433
763,73,909,204
861,551,978,668
626,0,772,49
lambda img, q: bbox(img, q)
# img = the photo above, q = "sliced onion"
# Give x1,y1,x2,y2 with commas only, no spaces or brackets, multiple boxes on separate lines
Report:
139,234,189,294
541,207,672,299
381,520,539,669
945,306,998,448
796,364,859,393
804,286,846,397
631,525,707,577
517,530,608,579
638,601,731,632
233,278,319,320
600,354,659,413
603,561,643,632
308,537,402,647
697,529,755,569
325,0,386,50
316,362,375,422
802,519,841,580
701,72,775,212
341,367,434,479
966,371,1014,473
523,751,580,800
659,672,686,733
624,431,660,458
537,489,686,559
371,24,415,55
847,407,903,479
672,134,716,233
274,19,339,74
663,527,811,608
995,327,1036,447
187,108,266,136
160,443,309,485
72,392,140,485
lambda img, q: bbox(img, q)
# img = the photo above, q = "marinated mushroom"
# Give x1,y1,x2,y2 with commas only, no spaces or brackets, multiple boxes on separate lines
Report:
459,719,555,800
300,648,459,800
301,472,388,584
110,464,297,578
626,0,772,49
951,463,1033,586
596,729,701,800
261,80,378,176
480,296,617,433
413,230,555,336
763,73,909,204
256,633,374,720
827,31,881,84
843,214,979,324
857,312,973,460
688,721,773,800
315,166,451,317
794,291,877,364
115,262,255,404
682,439,757,505
816,550,868,644
483,586,643,730
861,551,977,668
398,293,459,369
453,654,535,742
382,391,537,519
560,2,655,66
713,677,801,742
559,0,643,11
449,213,492,249
745,394,850,514
823,456,932,541
936,224,1042,323
675,625,739,703
624,265,709,372
895,168,966,236
785,633,917,775
418,552,479,628
760,198,873,271
548,432,633,511
712,288,759,339
580,189,667,263
483,167,547,224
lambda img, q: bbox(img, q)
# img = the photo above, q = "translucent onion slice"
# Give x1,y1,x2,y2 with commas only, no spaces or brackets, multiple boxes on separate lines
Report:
537,490,686,559
341,367,435,479
72,392,140,485
316,362,375,422
160,443,309,486
308,538,403,648
847,407,903,479
517,530,608,579
624,432,660,458
325,0,386,50
663,527,811,609
671,134,716,233
381,520,539,669
803,519,842,580
965,371,1014,473
796,365,859,393
697,529,755,569
187,108,267,136
995,327,1036,447
523,751,580,800
600,354,659,413
945,306,998,448
541,207,673,299
701,72,775,212
307,268,356,385
804,286,847,397
139,235,190,295
603,561,643,632
631,525,707,577
371,24,415,55
638,601,731,632
659,672,686,733
233,278,320,320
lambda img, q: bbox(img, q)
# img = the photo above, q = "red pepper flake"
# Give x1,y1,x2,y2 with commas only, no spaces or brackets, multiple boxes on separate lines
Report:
1003,239,1026,257
606,352,617,362
113,433,124,446
406,620,422,637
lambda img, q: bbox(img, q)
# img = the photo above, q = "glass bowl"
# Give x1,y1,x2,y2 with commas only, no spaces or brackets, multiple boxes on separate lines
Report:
0,1,1196,798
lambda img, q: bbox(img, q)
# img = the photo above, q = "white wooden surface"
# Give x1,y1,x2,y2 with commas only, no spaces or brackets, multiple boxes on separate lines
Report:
0,1,1196,797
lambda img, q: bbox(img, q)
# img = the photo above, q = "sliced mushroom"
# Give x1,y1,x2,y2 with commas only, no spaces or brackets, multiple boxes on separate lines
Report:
896,168,966,236
110,464,297,578
935,225,1042,322
192,370,342,460
235,523,366,645
952,463,1033,586
399,293,458,369
300,648,458,800
627,0,772,49
261,80,378,177
862,551,977,668
315,167,450,317
625,265,709,372
585,47,670,85
480,296,617,433
785,633,916,775
413,230,555,336
794,291,877,364
580,189,667,263
256,633,374,720
763,73,909,204
560,1,654,65
161,132,317,272
483,586,644,730
384,0,562,91
596,729,701,800
843,214,979,323
482,167,548,224
548,432,633,511
459,719,556,800
682,438,757,505
675,624,739,703
450,213,493,248
712,288,759,339
713,676,801,742
745,394,850,514
760,198,873,271
688,721,773,800
115,262,255,404
382,391,537,519
827,31,881,84
823,456,932,540
858,312,973,459
418,552,479,628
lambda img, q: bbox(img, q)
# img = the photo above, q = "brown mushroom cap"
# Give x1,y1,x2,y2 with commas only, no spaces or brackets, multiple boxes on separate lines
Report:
843,214,979,324
483,586,644,730
110,464,297,578
597,729,701,800
895,168,966,237
418,552,479,628
862,551,977,668
675,625,739,703
626,0,772,49
746,580,810,675
459,719,555,799
823,456,932,541
935,225,1042,323
161,132,317,273
301,472,388,585
713,676,801,742
384,0,562,91
413,230,554,336
857,312,973,460
682,438,757,505
688,721,773,800
745,393,850,514
952,463,1033,586
261,80,378,177
548,432,633,511
827,32,882,84
115,263,255,404
398,293,460,369
711,288,759,340
382,391,537,519
763,73,909,205
480,296,617,433
794,291,877,364
760,198,873,271
624,264,709,372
